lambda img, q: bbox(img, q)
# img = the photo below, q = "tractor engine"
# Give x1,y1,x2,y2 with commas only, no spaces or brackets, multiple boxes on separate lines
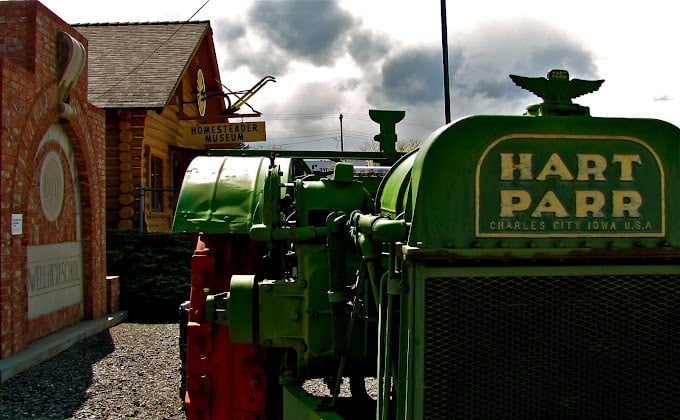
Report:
174,71,680,419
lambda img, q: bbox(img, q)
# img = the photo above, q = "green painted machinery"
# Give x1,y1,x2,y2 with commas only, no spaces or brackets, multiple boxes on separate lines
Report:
174,70,680,419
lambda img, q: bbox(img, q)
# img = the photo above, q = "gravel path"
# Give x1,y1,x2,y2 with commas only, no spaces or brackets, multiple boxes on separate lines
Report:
0,322,185,420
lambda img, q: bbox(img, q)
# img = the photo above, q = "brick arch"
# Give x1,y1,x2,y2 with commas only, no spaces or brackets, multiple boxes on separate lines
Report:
60,102,107,319
2,82,58,353
10,83,56,211
13,81,106,332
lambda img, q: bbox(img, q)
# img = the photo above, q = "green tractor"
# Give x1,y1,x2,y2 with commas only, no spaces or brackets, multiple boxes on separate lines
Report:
174,70,680,419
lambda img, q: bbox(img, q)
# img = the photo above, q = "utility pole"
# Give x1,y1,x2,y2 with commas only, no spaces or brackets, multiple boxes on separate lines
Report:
441,0,451,124
339,113,344,151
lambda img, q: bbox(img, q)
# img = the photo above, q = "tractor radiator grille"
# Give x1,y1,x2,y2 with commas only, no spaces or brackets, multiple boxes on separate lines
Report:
423,273,679,418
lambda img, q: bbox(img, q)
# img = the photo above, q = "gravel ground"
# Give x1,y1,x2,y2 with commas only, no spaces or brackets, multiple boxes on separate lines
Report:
0,322,185,420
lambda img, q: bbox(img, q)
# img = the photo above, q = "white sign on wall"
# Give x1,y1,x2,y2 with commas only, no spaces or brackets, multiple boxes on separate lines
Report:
11,214,23,235
27,242,84,319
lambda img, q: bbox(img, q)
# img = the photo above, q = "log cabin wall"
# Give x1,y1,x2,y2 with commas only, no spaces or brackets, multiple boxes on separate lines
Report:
105,109,146,230
75,21,229,232
142,107,182,232
105,101,198,231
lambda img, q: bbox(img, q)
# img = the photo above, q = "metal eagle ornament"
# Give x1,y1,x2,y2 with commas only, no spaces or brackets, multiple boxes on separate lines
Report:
510,69,604,116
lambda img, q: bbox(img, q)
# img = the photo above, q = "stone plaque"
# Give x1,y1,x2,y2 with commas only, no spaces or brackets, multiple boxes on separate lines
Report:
27,242,83,319
40,151,64,221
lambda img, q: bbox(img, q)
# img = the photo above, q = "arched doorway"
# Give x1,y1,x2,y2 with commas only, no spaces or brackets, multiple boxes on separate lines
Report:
26,125,84,324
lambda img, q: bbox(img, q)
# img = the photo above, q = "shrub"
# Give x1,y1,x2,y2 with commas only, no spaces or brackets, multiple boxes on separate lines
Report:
106,228,196,320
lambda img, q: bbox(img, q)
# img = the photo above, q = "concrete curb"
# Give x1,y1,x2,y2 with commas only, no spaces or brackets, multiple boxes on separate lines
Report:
0,310,128,384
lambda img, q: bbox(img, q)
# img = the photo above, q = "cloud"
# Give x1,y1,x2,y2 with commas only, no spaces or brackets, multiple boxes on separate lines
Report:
213,18,292,75
451,19,599,100
248,0,357,66
212,13,601,149
346,29,392,65
653,95,674,101
215,21,246,41
214,0,363,77
371,47,446,105
368,19,599,111
334,78,362,92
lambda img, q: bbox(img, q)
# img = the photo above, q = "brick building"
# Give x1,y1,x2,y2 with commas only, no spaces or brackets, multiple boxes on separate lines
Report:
1,0,259,358
1,1,108,357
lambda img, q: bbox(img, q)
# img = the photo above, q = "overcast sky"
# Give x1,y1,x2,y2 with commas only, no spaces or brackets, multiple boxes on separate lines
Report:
39,0,680,150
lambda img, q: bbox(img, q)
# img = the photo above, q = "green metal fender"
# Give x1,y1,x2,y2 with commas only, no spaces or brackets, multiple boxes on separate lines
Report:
172,156,292,234
376,150,417,220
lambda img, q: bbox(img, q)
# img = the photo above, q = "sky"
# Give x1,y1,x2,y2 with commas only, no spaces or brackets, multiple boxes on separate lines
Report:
38,0,680,151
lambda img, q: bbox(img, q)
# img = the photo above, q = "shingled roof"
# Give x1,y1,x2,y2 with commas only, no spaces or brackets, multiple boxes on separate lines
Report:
74,21,211,109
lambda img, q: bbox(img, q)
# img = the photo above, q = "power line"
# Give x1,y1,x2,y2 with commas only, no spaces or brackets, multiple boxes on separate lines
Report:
265,132,338,141
260,112,442,149
267,136,340,147
187,0,211,21
265,112,442,127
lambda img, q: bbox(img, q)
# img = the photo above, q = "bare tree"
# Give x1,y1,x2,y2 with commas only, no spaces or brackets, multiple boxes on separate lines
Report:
358,138,421,153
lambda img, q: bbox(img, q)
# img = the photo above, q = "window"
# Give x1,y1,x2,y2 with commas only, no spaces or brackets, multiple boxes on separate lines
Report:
150,155,163,212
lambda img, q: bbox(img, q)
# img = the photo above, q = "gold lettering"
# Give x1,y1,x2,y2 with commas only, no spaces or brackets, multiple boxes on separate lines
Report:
536,153,574,181
576,154,607,181
531,190,569,217
499,190,531,217
500,153,532,180
575,190,605,217
612,154,641,181
612,190,642,217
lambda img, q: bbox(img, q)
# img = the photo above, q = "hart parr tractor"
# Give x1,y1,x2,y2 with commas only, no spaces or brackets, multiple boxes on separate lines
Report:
173,70,680,419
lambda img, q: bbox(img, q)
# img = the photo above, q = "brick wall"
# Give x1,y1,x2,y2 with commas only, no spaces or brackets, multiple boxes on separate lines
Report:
0,1,107,358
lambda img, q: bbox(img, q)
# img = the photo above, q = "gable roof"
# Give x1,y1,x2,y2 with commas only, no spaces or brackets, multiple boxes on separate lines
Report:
74,21,211,109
